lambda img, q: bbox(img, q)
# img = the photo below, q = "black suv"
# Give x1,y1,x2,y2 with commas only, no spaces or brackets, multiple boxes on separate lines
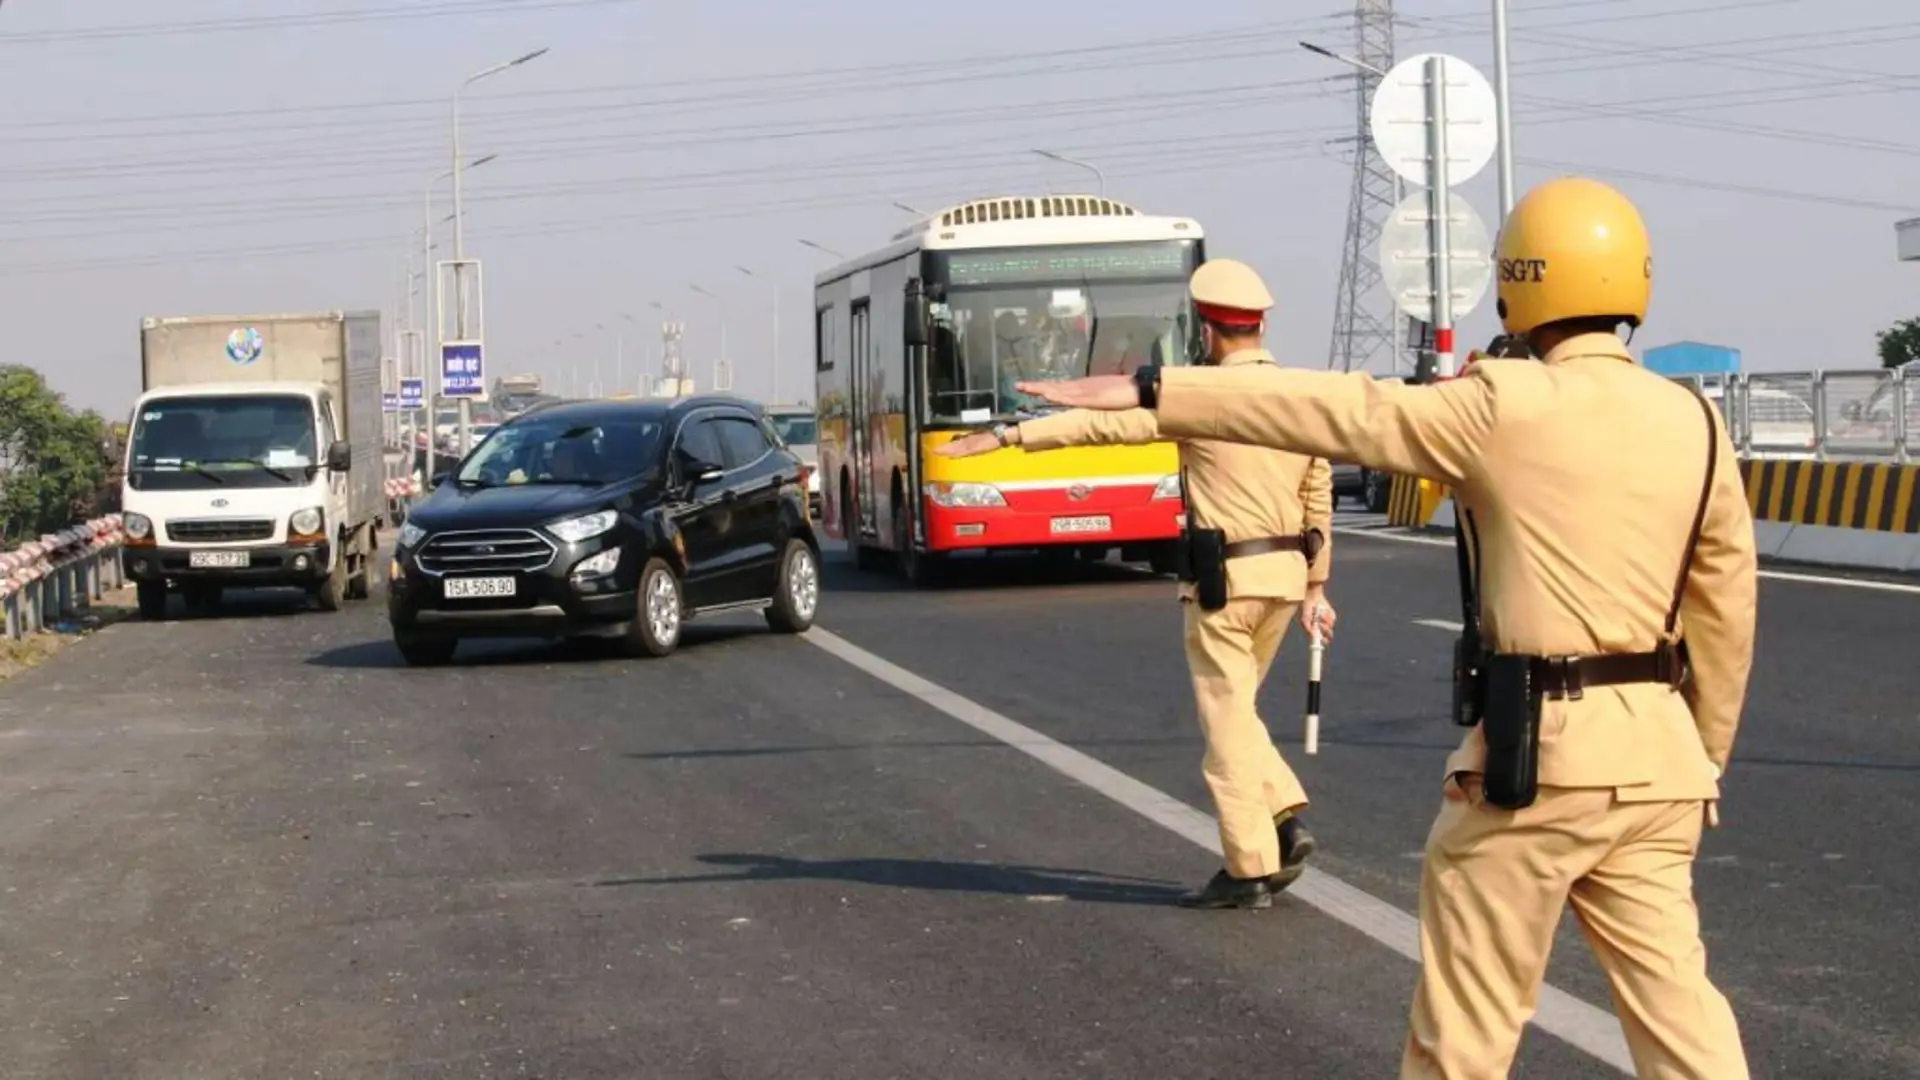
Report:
387,396,821,665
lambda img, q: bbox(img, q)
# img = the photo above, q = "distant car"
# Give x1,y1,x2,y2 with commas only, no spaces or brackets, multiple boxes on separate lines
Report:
1330,461,1390,512
386,395,821,665
765,404,820,517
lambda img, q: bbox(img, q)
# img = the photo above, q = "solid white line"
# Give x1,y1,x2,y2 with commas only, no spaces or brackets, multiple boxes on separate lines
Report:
802,626,1634,1073
1414,618,1464,632
1333,525,1920,597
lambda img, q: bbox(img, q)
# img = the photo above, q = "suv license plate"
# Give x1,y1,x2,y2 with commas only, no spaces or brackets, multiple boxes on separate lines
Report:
189,550,250,569
1050,515,1111,535
444,576,516,599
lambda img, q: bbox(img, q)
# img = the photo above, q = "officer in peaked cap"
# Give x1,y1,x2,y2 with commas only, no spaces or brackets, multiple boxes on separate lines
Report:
1005,178,1758,1076
938,257,1339,909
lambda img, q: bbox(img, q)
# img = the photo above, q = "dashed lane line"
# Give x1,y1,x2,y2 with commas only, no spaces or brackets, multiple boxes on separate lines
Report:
802,625,1635,1073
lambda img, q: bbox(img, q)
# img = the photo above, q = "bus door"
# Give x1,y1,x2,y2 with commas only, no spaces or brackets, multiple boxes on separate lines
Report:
849,298,876,542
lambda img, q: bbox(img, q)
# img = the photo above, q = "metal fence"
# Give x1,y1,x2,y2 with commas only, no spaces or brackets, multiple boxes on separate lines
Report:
1,515,126,641
1664,367,1916,462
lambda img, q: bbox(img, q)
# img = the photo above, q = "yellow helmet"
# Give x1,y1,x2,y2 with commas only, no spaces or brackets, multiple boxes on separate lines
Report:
1495,177,1651,336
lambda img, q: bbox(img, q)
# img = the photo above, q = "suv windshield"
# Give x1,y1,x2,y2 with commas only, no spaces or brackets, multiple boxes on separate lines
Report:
456,413,662,487
768,413,817,446
127,394,316,491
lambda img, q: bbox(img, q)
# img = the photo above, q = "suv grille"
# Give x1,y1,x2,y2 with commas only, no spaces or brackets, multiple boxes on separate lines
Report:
417,529,556,574
168,518,274,543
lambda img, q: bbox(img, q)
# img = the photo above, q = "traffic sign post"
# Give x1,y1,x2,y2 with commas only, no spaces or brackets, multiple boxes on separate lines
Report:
1369,52,1496,378
1379,190,1494,325
441,341,486,398
399,377,425,412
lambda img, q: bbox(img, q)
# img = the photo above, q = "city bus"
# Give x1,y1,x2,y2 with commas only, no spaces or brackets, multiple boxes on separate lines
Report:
813,194,1201,583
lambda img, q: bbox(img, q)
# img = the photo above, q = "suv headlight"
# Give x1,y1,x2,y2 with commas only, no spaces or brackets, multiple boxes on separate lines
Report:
289,507,324,536
396,522,426,549
925,481,1006,508
548,509,618,543
123,512,152,540
1152,474,1183,501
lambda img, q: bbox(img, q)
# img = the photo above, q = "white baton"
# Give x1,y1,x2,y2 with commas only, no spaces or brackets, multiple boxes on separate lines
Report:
1305,608,1325,756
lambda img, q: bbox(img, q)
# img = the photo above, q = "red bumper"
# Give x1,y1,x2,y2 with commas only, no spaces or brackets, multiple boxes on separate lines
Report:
922,484,1183,552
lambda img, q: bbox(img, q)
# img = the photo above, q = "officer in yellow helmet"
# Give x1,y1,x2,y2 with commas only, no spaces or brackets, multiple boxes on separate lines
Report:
1006,178,1758,1076
937,257,1339,910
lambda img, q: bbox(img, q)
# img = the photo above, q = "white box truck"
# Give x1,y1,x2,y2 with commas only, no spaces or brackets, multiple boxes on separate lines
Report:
121,310,384,619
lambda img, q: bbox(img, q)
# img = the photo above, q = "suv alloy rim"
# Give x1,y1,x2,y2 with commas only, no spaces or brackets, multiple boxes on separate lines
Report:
789,546,819,621
646,568,680,644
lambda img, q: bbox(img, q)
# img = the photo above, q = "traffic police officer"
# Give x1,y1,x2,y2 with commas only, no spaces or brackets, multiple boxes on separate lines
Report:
937,258,1338,910
1007,178,1757,1077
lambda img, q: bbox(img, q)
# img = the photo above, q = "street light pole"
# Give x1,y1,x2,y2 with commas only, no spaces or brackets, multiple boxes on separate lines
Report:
448,46,547,457
690,284,728,392
1492,0,1516,218
1032,148,1106,196
736,266,780,403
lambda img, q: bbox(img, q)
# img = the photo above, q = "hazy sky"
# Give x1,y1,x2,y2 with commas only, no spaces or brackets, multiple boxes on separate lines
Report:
2,0,1916,419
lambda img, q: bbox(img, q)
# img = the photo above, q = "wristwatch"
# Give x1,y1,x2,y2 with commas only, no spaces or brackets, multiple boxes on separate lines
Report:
1133,364,1162,410
990,423,1012,447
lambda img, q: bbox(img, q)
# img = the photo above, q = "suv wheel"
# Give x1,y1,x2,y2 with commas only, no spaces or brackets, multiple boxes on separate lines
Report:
395,634,457,666
765,538,819,633
627,558,683,657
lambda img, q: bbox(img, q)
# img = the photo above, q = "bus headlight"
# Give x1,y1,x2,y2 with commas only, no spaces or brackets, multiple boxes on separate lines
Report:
1151,474,1183,501
925,482,1006,508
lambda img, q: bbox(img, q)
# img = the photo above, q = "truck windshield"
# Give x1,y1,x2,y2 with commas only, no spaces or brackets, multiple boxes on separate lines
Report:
769,413,817,446
127,394,316,491
456,414,663,488
925,239,1199,424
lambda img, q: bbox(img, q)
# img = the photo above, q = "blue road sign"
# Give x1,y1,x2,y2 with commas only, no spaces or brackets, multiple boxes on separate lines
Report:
399,377,424,411
382,391,401,414
440,341,484,397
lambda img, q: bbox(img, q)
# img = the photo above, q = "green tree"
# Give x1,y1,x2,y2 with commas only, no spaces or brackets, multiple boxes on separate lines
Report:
0,366,112,546
1876,317,1920,370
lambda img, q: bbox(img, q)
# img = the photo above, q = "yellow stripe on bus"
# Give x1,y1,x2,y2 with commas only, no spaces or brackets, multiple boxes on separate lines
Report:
918,430,1180,485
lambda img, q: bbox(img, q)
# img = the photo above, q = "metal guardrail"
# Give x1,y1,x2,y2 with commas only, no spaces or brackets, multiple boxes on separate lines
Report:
1,515,126,641
1664,367,1914,462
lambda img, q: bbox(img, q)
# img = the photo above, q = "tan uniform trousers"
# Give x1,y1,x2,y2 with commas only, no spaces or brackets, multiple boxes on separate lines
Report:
1402,785,1749,1080
1181,596,1310,879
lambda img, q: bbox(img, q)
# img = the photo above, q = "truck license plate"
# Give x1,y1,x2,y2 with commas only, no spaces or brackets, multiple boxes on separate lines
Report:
1049,515,1111,535
444,576,516,599
188,550,250,569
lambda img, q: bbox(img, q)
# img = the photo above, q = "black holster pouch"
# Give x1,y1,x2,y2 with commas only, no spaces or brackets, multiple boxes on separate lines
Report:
1178,527,1229,612
1479,654,1543,810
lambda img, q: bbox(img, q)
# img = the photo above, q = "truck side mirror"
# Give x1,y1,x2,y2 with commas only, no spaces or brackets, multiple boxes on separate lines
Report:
903,278,930,348
326,440,352,471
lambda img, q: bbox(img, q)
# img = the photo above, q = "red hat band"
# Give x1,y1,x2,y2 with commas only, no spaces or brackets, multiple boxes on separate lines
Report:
1194,300,1264,328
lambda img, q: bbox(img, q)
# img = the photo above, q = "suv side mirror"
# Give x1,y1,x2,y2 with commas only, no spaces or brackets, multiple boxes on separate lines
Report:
903,277,930,348
675,449,725,489
326,440,352,471
431,471,450,488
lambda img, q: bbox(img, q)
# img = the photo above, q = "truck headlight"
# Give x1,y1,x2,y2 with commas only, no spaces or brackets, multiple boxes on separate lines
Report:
123,512,153,540
289,507,324,537
397,522,426,549
1152,474,1183,501
925,482,1006,508
547,509,618,543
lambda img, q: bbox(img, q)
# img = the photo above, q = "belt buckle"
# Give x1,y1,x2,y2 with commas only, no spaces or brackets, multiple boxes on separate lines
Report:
1544,656,1583,701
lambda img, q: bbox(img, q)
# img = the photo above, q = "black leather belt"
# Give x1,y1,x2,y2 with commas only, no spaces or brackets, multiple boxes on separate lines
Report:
1223,532,1322,560
1523,642,1687,701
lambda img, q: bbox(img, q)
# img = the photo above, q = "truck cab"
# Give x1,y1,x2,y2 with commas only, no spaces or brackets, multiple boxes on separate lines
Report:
120,381,373,618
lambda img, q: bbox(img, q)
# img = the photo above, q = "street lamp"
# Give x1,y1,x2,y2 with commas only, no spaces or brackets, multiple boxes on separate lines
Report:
416,152,496,485
798,238,844,259
689,284,729,392
448,46,547,456
736,265,782,403
1298,40,1387,78
1032,148,1105,196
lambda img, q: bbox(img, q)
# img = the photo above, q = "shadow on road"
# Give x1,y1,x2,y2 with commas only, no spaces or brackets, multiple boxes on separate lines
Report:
820,544,1167,595
591,852,1187,906
303,622,765,669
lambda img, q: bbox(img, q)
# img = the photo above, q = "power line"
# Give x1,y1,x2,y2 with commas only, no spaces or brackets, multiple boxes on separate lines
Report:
0,0,649,45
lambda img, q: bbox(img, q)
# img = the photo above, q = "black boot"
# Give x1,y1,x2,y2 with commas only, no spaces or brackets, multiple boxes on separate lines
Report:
1177,869,1276,910
1272,811,1317,889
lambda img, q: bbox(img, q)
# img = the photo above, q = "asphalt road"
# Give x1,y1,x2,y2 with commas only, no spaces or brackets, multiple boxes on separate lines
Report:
0,520,1913,1078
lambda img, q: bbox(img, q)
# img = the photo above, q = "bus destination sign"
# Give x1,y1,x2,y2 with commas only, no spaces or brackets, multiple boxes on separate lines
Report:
942,241,1194,287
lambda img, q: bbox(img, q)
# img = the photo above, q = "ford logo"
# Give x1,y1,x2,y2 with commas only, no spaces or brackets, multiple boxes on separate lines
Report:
1067,484,1092,501
210,498,229,508
474,544,496,555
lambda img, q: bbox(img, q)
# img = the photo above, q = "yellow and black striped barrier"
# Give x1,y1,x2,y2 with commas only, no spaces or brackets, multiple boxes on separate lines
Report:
1386,473,1449,527
1741,459,1920,534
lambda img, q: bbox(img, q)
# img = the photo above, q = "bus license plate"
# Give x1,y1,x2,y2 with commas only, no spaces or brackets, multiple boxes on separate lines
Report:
444,576,516,599
1050,515,1111,535
189,550,250,569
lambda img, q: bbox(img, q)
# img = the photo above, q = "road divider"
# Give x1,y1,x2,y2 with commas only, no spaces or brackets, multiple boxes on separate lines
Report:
1,515,126,639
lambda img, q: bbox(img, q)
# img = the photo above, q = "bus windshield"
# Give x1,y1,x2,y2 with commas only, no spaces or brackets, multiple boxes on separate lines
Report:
924,239,1199,424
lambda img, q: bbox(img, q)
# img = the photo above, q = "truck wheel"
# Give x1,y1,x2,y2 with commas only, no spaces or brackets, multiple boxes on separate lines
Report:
345,555,372,601
313,555,347,612
136,581,169,621
1148,541,1181,577
1364,470,1390,513
765,538,820,634
394,633,456,666
624,558,683,657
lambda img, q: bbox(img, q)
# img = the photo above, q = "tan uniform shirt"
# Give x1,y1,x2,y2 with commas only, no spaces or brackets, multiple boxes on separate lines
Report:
1151,333,1758,802
1017,347,1333,603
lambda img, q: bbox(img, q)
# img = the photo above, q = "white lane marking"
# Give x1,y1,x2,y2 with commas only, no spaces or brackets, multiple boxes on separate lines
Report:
1414,618,1464,632
802,626,1634,1073
1333,525,1920,597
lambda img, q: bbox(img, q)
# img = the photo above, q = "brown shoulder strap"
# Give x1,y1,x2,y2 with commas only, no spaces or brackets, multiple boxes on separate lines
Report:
1667,391,1720,635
